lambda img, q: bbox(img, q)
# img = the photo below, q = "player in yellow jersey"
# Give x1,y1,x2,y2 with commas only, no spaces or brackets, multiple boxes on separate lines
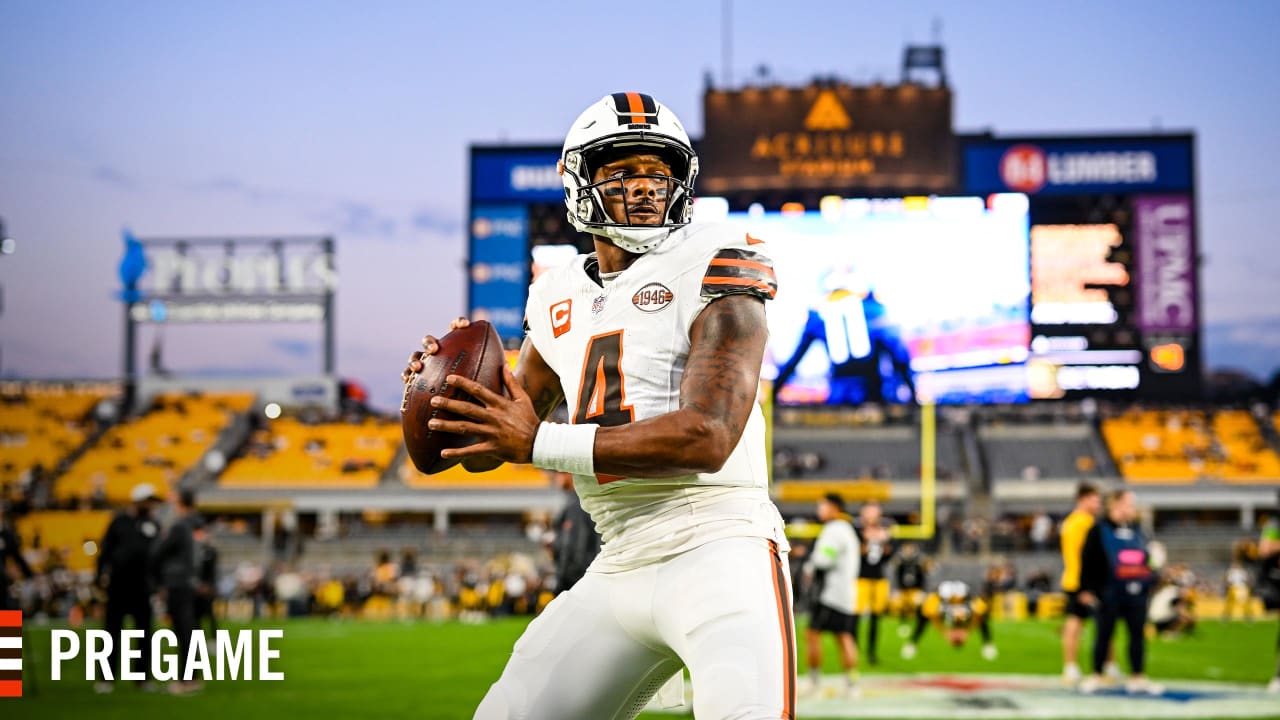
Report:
1060,482,1101,683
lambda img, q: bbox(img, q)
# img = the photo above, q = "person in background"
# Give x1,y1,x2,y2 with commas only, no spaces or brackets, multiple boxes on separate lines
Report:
1255,522,1280,692
193,517,218,634
96,483,162,694
800,493,861,698
1079,489,1162,696
0,504,35,611
1060,482,1112,685
1148,574,1195,637
855,501,895,665
549,471,600,594
900,581,996,662
893,543,930,629
150,489,201,695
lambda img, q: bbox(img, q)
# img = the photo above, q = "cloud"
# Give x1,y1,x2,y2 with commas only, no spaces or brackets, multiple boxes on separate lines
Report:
271,338,318,360
321,201,397,238
186,175,283,204
411,207,462,236
92,165,136,190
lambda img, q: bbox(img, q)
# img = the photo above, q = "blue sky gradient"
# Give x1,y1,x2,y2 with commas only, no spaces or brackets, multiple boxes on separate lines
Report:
1,1,1277,409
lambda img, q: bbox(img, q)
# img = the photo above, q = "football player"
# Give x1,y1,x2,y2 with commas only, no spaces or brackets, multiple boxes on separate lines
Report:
855,500,895,664
899,581,997,661
801,493,861,698
404,93,793,720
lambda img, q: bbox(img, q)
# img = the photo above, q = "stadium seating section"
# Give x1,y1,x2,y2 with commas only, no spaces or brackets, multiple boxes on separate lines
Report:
220,416,402,489
57,391,255,504
1102,409,1280,484
14,510,113,572
0,385,112,486
980,424,1105,481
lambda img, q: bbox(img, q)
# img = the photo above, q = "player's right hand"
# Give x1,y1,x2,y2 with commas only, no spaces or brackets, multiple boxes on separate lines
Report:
402,317,470,384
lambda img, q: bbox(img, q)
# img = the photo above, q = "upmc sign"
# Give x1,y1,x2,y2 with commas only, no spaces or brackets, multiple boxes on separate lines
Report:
963,136,1193,195
1135,195,1196,333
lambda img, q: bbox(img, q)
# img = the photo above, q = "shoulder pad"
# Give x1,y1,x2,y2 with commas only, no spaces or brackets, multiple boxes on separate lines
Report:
701,246,777,301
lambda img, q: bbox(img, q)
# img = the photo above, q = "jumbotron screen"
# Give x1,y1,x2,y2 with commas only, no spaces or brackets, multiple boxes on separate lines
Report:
706,195,1032,404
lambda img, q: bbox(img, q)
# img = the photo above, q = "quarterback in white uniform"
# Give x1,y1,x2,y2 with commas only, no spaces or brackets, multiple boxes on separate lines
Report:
405,93,794,719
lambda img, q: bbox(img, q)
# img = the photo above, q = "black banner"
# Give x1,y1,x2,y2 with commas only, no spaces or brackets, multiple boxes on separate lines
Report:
699,83,955,195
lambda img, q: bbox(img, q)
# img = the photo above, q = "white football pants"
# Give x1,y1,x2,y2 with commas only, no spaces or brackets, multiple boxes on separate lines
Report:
474,535,797,720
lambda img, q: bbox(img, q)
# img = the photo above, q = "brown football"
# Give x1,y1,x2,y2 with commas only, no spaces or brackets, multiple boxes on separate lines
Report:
401,320,506,474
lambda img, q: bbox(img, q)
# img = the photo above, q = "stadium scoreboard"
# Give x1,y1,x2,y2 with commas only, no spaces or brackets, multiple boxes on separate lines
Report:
467,86,1200,402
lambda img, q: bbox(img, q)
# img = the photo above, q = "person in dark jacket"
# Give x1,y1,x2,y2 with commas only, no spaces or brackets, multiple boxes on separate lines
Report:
1078,489,1162,696
550,472,600,593
0,505,36,611
96,483,163,693
150,490,200,694
193,518,218,634
1256,524,1280,693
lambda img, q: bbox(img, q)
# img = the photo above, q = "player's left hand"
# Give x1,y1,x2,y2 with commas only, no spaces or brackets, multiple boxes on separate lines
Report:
430,365,539,464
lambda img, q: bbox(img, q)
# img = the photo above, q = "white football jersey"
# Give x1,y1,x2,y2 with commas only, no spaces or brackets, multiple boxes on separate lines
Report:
525,222,789,572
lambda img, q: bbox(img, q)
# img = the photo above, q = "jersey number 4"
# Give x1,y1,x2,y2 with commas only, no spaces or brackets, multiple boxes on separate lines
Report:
574,330,635,426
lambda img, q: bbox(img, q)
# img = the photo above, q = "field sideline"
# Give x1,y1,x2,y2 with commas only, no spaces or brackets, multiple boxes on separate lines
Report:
8,617,1277,720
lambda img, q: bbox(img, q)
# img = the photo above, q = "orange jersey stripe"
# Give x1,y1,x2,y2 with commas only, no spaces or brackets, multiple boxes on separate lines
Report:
701,276,777,298
625,92,645,124
0,680,20,697
768,541,796,719
0,611,20,627
708,257,777,278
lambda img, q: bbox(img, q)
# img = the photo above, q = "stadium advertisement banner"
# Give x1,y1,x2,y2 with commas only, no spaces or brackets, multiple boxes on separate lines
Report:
119,235,336,324
468,204,529,342
1134,194,1197,334
699,84,955,194
470,149,563,203
963,137,1193,195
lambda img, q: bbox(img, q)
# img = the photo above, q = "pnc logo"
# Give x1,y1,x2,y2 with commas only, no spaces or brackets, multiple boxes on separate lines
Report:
632,283,674,313
999,144,1048,193
550,299,572,338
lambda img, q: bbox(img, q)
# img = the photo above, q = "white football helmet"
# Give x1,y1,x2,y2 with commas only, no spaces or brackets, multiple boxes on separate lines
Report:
560,93,698,254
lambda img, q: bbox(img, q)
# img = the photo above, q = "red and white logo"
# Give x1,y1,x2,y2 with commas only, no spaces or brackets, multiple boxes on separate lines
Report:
632,283,674,313
550,299,572,338
999,144,1048,193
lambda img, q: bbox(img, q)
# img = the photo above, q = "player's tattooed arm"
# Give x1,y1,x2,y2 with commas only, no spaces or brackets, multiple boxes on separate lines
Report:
590,293,767,477
518,337,565,421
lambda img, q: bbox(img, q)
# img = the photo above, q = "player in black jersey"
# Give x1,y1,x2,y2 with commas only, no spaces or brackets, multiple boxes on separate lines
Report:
854,501,896,664
893,543,930,625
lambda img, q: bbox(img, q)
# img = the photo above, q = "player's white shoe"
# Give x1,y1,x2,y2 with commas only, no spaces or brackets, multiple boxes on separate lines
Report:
1104,661,1124,683
900,643,917,660
1062,663,1083,685
844,681,863,699
1267,677,1280,694
981,644,999,661
1079,675,1104,695
796,675,819,697
1125,677,1165,696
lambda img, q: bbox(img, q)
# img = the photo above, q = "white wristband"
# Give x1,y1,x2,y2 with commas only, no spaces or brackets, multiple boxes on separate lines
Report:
531,422,598,476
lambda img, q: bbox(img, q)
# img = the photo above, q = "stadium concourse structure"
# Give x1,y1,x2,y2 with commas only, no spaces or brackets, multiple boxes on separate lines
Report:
4,375,1280,573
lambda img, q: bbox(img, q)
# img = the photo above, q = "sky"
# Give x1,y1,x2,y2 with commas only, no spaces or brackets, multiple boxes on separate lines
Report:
1,1,1278,411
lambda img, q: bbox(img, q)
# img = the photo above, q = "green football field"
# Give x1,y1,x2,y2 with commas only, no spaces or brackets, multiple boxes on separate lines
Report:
7,617,1277,719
